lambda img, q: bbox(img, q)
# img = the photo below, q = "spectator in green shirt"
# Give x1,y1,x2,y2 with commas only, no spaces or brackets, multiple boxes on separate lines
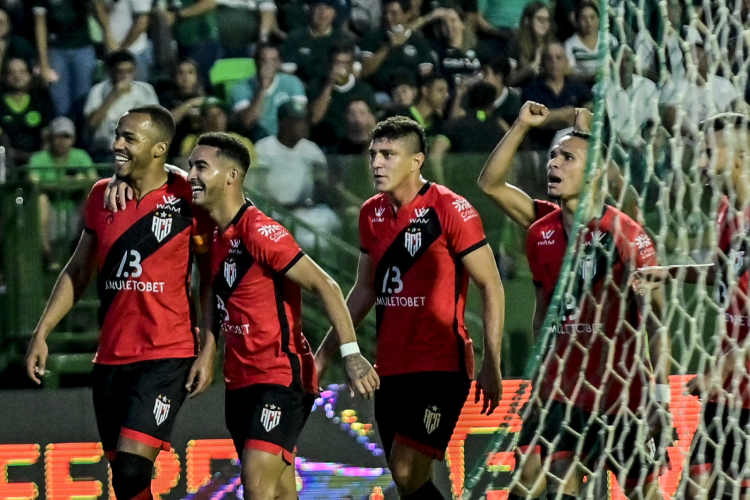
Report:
161,0,221,86
28,116,97,181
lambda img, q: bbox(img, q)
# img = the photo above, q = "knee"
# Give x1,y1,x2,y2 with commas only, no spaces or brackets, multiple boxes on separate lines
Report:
110,452,154,500
241,469,277,500
389,460,428,496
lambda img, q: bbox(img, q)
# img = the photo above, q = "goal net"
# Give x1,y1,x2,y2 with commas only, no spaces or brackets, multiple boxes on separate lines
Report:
461,0,750,499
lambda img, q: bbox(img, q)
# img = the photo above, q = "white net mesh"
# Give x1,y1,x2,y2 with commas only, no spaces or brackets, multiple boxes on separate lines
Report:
461,1,750,499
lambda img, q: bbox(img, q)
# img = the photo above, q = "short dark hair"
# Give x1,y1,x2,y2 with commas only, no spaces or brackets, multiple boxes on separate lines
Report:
482,54,511,79
575,0,599,20
419,72,448,90
391,69,417,88
329,42,355,61
371,116,427,155
467,82,497,110
128,104,176,144
384,0,411,14
197,132,252,173
255,41,280,60
106,50,137,70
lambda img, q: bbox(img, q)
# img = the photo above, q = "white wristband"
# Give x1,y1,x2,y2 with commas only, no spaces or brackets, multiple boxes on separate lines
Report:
655,384,671,403
340,342,360,357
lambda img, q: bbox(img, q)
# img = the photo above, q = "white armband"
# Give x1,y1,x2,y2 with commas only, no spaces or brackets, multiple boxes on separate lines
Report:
340,342,360,357
655,384,671,403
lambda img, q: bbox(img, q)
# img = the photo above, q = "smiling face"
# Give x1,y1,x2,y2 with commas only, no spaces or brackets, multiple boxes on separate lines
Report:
547,135,588,200
187,145,233,209
369,136,423,193
111,112,163,179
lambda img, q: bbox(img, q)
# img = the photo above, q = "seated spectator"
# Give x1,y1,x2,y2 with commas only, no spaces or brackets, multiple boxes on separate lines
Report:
594,47,663,150
660,39,746,136
441,81,506,152
281,0,354,84
424,7,480,86
83,50,159,162
389,70,419,108
0,9,36,68
216,0,277,57
28,116,96,180
158,59,205,158
94,0,152,82
178,97,256,163
634,0,700,81
389,72,450,141
250,100,340,250
563,1,617,85
33,0,98,117
28,117,97,271
452,54,520,129
159,0,220,85
359,0,434,95
230,42,307,139
332,98,377,155
0,57,53,165
506,2,555,88
521,41,592,149
308,43,377,150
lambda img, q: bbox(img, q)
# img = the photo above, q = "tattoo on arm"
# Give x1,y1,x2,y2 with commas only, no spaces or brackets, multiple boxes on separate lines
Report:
344,355,372,379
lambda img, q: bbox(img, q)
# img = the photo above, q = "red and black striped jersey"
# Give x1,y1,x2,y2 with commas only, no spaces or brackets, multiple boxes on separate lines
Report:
83,171,213,364
359,182,488,378
527,205,657,413
212,202,317,394
714,196,750,408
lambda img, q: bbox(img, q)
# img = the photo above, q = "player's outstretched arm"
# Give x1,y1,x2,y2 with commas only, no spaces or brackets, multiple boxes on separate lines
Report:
286,254,379,399
463,244,505,415
26,231,98,384
315,252,377,380
477,101,549,230
186,252,217,398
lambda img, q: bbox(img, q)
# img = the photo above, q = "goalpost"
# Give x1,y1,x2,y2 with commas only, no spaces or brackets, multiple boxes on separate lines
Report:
461,0,750,498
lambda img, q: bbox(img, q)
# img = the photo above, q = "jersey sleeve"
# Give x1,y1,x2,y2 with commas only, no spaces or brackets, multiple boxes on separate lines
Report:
82,180,108,235
534,200,559,221
441,193,487,258
525,226,543,287
358,202,373,254
245,217,305,274
618,216,658,269
192,206,215,255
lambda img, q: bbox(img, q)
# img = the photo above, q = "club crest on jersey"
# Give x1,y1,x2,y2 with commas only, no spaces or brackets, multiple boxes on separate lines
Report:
151,211,173,242
580,254,596,282
260,404,282,432
405,227,422,256
424,406,441,434
224,260,237,287
153,395,171,426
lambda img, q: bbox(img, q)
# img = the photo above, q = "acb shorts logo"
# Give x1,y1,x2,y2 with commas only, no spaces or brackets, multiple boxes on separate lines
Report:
424,406,441,434
153,395,171,426
261,404,282,432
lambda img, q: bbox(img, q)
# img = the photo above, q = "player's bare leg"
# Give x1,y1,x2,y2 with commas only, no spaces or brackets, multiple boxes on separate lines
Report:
274,463,297,500
241,448,289,500
389,441,442,499
510,450,546,499
548,457,583,499
110,437,161,500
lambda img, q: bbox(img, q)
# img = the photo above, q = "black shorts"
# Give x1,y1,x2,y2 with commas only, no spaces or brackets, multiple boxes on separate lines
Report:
93,357,193,456
516,400,661,488
689,402,750,489
225,384,316,465
374,371,471,461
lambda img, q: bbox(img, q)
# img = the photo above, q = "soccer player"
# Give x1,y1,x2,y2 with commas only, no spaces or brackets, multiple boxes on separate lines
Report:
315,116,505,500
184,132,379,500
25,105,216,500
679,113,750,500
478,101,669,500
